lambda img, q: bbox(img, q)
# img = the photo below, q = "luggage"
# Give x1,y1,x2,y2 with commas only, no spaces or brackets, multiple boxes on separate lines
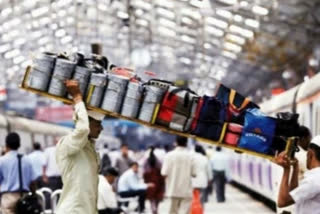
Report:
28,52,56,91
269,136,288,155
121,81,143,118
67,53,95,99
138,79,172,123
156,87,199,132
190,97,204,132
101,74,129,113
224,123,243,146
69,66,93,98
48,57,76,97
138,85,167,123
216,84,259,124
275,112,300,137
238,108,276,154
86,73,108,107
192,96,226,141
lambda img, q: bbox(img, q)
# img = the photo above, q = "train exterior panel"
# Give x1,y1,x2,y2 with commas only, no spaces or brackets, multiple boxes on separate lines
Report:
230,72,320,211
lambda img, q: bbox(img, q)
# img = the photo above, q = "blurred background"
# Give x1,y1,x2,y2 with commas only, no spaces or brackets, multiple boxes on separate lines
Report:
0,0,320,123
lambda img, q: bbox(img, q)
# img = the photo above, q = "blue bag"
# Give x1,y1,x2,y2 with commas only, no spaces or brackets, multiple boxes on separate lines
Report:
192,96,226,141
238,108,276,154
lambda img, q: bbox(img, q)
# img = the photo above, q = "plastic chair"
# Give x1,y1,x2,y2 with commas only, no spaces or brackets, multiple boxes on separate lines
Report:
35,190,46,212
51,189,62,214
39,187,54,213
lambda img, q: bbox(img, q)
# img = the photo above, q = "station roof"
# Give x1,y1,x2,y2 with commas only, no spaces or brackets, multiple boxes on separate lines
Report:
0,0,320,100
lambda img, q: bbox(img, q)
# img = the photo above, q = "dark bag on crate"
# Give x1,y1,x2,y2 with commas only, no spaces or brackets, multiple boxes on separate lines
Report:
238,108,276,154
156,87,198,132
268,136,287,156
192,96,226,141
275,112,300,137
190,97,204,132
216,84,259,124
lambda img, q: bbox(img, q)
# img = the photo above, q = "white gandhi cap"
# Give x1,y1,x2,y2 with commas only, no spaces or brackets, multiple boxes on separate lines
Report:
311,135,320,148
88,110,105,121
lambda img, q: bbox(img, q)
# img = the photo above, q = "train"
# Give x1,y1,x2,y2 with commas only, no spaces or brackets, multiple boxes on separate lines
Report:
0,114,120,154
228,72,320,210
0,114,71,153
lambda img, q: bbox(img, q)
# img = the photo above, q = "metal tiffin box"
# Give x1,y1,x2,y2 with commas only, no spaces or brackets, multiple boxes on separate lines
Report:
138,85,166,123
67,66,93,99
48,58,76,97
28,53,56,91
101,74,129,113
85,73,108,108
121,81,143,118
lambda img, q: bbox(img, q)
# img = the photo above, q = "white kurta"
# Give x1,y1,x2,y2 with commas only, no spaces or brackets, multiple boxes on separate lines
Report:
192,153,212,189
290,167,320,214
161,147,196,198
56,102,100,214
97,175,117,210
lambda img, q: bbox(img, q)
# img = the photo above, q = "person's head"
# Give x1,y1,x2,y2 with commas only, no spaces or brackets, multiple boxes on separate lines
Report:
87,111,104,139
195,145,205,156
101,167,119,184
176,136,188,147
216,146,222,152
121,144,129,156
148,146,157,168
164,144,171,152
130,162,139,173
5,132,20,151
88,117,103,139
33,142,41,151
298,126,312,151
307,136,320,170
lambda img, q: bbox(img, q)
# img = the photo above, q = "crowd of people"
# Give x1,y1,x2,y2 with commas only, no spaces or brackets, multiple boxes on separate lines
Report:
0,132,230,214
0,81,320,214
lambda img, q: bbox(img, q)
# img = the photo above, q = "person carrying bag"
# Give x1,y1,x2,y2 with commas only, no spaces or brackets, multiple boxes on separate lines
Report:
16,154,42,214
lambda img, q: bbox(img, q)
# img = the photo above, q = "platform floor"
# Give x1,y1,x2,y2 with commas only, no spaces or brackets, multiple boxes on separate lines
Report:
156,184,275,214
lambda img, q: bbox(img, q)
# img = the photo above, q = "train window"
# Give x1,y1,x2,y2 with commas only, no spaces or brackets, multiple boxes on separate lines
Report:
33,134,46,148
15,131,32,154
46,136,54,147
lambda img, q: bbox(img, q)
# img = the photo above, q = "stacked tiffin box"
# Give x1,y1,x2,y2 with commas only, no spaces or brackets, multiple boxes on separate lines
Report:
22,52,299,160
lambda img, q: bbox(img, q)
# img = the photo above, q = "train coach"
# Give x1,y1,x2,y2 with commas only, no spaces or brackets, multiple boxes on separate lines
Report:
229,72,320,211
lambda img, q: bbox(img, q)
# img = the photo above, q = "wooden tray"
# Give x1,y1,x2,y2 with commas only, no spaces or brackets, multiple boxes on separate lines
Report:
21,66,296,161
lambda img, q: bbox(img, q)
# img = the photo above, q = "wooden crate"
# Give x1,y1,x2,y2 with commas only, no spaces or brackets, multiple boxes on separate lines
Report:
21,66,296,161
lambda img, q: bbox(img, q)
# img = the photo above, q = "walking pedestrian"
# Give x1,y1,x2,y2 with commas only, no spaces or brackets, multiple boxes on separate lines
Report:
210,146,229,203
28,142,45,187
115,144,134,175
161,136,197,214
192,145,212,205
143,147,164,214
0,133,37,214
